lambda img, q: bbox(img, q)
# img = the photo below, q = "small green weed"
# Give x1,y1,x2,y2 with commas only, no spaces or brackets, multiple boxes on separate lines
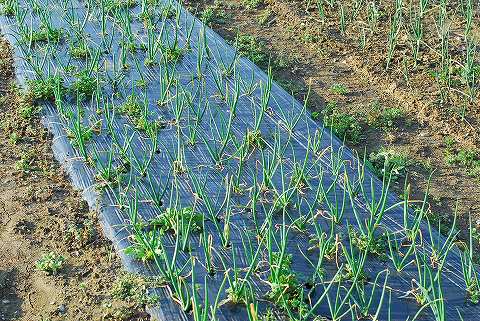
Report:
111,273,159,306
28,75,64,101
201,5,229,26
330,83,349,95
31,26,63,43
19,103,41,120
367,101,404,131
36,252,65,275
64,219,95,246
267,252,307,314
15,150,37,174
349,227,388,260
234,34,269,67
125,229,162,262
71,70,97,99
444,137,480,178
1,0,15,16
322,101,362,144
243,0,263,9
368,147,411,181
149,207,203,235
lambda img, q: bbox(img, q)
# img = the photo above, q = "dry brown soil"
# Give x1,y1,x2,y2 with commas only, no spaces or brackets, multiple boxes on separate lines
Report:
0,37,150,321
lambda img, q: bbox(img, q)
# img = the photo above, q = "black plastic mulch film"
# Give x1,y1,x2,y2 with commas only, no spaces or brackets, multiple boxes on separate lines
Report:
0,0,476,320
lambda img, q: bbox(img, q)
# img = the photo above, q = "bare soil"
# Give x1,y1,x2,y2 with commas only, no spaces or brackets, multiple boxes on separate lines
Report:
0,37,150,321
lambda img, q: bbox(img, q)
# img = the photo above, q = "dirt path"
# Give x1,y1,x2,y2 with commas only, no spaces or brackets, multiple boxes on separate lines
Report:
0,37,150,321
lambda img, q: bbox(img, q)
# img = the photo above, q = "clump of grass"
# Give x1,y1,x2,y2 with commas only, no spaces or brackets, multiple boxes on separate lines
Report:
149,207,203,235
27,75,64,101
367,101,404,131
15,150,37,174
368,147,411,181
71,70,97,98
31,26,63,43
444,139,480,178
201,5,229,26
36,252,65,275
322,101,362,144
330,83,349,95
243,0,263,9
111,273,159,306
234,34,269,67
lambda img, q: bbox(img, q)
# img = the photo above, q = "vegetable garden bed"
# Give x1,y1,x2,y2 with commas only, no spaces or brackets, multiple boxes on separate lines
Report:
1,0,479,320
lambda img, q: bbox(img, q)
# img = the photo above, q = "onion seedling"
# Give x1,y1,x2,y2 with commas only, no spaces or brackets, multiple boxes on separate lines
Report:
144,19,164,66
124,194,163,263
276,90,308,134
67,103,93,161
158,236,193,311
252,66,272,133
188,172,228,246
346,167,392,244
426,210,458,269
460,216,480,304
156,57,176,107
386,230,416,272
386,0,402,69
128,135,156,177
144,169,171,209
186,90,208,145
203,81,239,167
318,170,347,226
350,269,390,320
341,224,368,282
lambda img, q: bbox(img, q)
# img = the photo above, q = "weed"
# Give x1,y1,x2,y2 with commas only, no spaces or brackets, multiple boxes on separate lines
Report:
234,34,269,67
322,101,362,144
31,26,63,43
36,252,65,275
0,0,15,16
19,102,41,120
67,122,93,147
444,139,480,178
9,132,19,145
349,227,388,261
71,70,97,98
257,9,273,26
266,252,307,313
149,207,203,235
201,5,229,26
69,43,89,59
27,75,64,101
330,83,349,95
111,273,159,306
125,229,162,262
15,150,37,174
368,147,411,181
243,0,263,9
64,219,95,246
118,94,153,131
367,101,404,131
